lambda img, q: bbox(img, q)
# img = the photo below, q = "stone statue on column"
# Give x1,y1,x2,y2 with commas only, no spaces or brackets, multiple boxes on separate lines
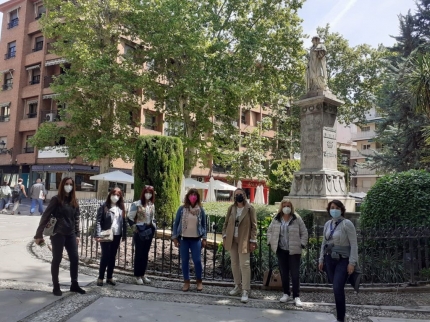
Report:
306,36,328,93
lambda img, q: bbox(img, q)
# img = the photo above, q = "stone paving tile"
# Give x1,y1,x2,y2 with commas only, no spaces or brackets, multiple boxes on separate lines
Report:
369,318,430,322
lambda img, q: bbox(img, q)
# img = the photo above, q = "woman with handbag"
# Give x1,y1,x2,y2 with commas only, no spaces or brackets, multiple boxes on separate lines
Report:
94,187,127,286
222,188,257,303
318,200,358,322
172,188,207,292
267,198,308,307
127,185,156,285
34,177,86,296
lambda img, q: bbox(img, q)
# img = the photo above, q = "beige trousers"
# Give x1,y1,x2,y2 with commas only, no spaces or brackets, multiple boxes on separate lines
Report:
230,237,251,291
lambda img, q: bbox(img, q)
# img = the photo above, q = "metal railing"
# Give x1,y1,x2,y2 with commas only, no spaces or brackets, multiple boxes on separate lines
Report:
23,147,35,153
4,51,16,60
0,115,10,122
29,75,41,85
351,130,377,140
78,200,430,286
7,18,18,29
2,83,12,91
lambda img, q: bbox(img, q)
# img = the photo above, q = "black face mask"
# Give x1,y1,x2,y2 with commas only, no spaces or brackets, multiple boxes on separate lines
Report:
235,194,244,203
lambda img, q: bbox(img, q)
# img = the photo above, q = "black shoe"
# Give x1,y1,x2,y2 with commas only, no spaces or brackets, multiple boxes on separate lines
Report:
96,279,103,286
53,283,62,296
106,279,116,286
70,281,86,294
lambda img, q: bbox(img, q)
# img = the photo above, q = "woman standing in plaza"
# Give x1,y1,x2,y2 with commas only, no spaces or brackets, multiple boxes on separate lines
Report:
127,185,156,285
172,188,207,292
222,188,257,303
94,187,127,286
267,198,308,307
318,199,358,322
34,177,86,296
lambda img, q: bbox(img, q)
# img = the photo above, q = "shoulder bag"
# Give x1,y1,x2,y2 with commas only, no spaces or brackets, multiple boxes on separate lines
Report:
43,216,57,236
99,206,114,242
262,264,283,290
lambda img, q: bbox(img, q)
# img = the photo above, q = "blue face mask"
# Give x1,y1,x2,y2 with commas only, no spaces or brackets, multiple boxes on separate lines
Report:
330,209,342,219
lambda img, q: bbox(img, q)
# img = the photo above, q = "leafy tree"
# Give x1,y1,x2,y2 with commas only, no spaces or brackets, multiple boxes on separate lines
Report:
130,0,306,176
267,159,300,204
134,136,183,221
30,0,143,197
360,170,430,229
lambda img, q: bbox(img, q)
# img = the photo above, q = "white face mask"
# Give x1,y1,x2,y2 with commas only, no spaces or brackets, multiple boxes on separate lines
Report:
64,185,73,193
110,195,120,203
144,193,152,200
282,207,291,215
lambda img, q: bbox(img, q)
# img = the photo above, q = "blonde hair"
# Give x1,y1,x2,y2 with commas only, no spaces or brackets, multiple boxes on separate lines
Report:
277,198,295,215
233,188,248,206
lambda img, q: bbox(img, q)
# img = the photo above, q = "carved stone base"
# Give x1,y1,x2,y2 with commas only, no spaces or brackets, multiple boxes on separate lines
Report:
286,196,356,212
289,170,346,197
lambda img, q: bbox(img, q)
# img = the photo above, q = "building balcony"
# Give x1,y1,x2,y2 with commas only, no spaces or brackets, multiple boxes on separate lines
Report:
29,75,41,85
351,130,377,140
23,147,35,154
354,167,381,176
0,115,10,122
350,149,381,158
7,18,18,29
4,52,16,60
41,110,60,122
2,83,12,91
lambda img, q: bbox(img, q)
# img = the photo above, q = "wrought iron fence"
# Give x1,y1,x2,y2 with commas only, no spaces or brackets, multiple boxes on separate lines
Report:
78,200,430,286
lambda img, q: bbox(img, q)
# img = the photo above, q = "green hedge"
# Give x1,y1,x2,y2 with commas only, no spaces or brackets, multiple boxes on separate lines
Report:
134,135,184,222
360,170,430,229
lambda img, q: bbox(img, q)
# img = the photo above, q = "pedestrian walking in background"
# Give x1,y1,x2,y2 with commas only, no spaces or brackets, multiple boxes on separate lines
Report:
11,178,27,215
267,198,308,307
172,188,207,292
222,188,257,303
127,185,157,285
29,178,47,215
318,199,358,322
0,181,11,211
34,177,86,296
94,187,127,286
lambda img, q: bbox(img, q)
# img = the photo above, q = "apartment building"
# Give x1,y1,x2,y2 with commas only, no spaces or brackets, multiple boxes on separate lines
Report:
350,107,384,192
0,0,274,202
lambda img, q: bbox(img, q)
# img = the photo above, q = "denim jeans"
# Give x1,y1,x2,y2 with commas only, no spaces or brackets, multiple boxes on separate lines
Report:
276,249,301,298
30,198,44,214
133,227,154,277
179,237,202,280
0,197,7,210
324,254,349,322
98,235,122,280
50,233,79,284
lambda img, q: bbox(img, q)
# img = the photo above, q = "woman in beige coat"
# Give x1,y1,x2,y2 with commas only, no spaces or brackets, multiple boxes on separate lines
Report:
222,188,257,303
267,198,308,307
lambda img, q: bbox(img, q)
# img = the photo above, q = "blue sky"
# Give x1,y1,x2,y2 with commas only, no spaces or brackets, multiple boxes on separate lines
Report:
0,0,418,47
299,0,417,48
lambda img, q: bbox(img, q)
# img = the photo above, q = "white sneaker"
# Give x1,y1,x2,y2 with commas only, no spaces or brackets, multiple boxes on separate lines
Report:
229,284,241,296
294,297,303,307
143,276,151,284
135,277,143,285
240,290,249,303
279,294,291,303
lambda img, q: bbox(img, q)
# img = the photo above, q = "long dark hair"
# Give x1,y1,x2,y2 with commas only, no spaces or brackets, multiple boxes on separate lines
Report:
58,177,78,208
327,199,346,217
233,188,248,206
140,185,155,206
183,188,201,208
105,187,126,217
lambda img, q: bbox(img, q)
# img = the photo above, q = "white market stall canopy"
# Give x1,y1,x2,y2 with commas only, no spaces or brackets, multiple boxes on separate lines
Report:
90,170,134,184
184,177,209,189
212,180,237,191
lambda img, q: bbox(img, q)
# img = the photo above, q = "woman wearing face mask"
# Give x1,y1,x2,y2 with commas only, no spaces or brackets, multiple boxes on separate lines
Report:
94,187,127,286
172,188,207,292
34,177,86,296
267,198,308,307
222,188,257,303
318,200,358,322
127,185,156,285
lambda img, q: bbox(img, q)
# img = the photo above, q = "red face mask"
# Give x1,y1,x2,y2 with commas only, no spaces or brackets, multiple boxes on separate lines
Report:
188,195,198,204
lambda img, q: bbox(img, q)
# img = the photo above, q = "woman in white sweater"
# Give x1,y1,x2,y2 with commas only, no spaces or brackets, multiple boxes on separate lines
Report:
267,198,308,306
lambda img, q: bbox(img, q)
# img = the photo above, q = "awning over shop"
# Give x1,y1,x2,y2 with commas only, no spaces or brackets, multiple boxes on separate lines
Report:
45,58,67,66
43,94,60,100
32,164,100,173
26,64,40,70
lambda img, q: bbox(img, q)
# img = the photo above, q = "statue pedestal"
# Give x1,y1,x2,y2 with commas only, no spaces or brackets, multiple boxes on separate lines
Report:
289,92,355,212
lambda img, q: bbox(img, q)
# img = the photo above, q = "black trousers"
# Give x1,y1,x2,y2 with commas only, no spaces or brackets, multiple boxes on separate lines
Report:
98,235,122,280
276,248,301,298
50,233,79,284
133,227,154,277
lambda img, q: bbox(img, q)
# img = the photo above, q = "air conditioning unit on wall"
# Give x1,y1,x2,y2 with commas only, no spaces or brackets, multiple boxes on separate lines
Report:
46,113,55,122
197,177,203,182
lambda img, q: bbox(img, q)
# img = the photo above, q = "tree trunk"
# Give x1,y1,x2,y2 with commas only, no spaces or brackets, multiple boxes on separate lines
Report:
97,157,110,200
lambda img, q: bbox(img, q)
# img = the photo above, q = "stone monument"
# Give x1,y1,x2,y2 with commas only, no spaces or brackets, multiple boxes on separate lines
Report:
288,36,355,211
